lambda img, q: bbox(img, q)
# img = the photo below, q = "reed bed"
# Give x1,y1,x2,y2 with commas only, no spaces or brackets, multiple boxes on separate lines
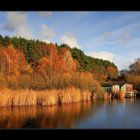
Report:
81,90,92,101
58,87,82,104
0,87,93,107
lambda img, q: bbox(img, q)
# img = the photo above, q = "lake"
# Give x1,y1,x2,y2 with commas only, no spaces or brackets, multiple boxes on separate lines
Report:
0,97,140,129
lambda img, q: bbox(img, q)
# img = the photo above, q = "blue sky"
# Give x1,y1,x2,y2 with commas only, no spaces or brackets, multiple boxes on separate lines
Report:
0,12,140,70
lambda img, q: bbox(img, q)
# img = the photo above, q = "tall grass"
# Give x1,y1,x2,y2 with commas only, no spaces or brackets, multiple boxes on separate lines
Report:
0,87,94,107
0,70,105,107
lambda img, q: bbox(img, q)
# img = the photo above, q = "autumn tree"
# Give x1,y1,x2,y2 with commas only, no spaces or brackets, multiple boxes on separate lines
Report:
36,43,57,59
129,58,140,74
0,45,30,77
0,47,7,77
0,35,118,77
59,47,77,72
125,58,140,90
0,35,119,91
17,49,32,74
38,57,51,78
106,66,118,80
91,65,106,82
3,45,19,76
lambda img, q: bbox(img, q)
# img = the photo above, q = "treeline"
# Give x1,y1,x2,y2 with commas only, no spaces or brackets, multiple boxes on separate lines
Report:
0,34,121,106
0,35,118,82
0,42,102,95
119,58,140,91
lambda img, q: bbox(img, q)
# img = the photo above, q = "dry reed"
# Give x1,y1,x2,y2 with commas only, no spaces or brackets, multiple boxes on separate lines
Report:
0,87,93,107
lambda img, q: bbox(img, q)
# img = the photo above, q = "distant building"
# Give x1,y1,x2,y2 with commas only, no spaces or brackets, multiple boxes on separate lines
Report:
102,82,120,93
120,83,133,94
120,83,135,97
111,84,120,94
101,82,135,98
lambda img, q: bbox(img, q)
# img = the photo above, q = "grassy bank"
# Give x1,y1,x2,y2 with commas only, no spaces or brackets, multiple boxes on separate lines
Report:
0,72,106,107
0,87,94,106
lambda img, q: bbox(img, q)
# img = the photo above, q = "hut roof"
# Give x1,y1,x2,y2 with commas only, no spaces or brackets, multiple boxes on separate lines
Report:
101,82,125,87
120,83,133,87
101,82,132,87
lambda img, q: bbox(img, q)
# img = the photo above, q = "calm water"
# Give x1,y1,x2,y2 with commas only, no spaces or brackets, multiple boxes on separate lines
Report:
0,97,140,129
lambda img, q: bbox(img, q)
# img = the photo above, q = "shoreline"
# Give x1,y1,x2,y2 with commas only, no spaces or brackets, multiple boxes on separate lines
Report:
0,87,132,107
0,87,94,107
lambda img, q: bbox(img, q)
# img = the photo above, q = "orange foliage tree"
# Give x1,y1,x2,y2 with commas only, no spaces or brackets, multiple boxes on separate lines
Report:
125,59,140,90
0,45,29,77
36,43,57,60
37,45,78,77
0,47,7,76
37,45,78,88
106,66,118,80
38,57,51,79
92,65,107,82
129,58,140,74
59,47,77,72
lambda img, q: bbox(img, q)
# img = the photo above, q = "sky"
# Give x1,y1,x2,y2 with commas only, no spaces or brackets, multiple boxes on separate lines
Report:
0,11,140,70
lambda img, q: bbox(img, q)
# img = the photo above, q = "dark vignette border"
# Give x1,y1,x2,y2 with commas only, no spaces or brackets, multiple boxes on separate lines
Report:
0,0,140,139
0,0,140,11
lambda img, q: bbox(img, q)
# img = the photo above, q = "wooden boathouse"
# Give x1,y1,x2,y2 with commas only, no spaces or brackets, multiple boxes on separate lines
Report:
101,82,135,98
120,83,135,97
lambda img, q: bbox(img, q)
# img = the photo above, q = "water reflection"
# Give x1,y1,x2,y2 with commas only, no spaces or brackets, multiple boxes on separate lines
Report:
0,98,139,129
0,101,92,129
106,97,136,107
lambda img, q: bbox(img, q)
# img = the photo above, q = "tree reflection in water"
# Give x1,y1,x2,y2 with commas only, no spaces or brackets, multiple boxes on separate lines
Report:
0,98,137,129
0,101,92,129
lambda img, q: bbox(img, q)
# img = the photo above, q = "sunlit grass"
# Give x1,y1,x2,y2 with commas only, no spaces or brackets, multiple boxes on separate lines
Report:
0,87,94,106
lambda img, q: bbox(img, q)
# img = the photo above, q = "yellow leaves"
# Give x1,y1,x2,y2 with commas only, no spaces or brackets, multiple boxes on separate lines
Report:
24,65,33,74
38,57,51,73
106,66,118,79
36,43,57,59
0,45,29,77
60,48,77,72
38,57,51,68
92,73,107,82
7,44,16,52
126,74,140,85
106,66,116,73
37,57,51,78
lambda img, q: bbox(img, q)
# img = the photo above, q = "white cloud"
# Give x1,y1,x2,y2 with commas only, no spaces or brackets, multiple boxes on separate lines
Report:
40,24,55,39
2,12,27,31
61,35,80,48
14,24,32,39
86,51,115,62
1,12,32,39
42,39,51,44
86,51,134,70
37,12,53,18
113,55,133,70
84,14,140,50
